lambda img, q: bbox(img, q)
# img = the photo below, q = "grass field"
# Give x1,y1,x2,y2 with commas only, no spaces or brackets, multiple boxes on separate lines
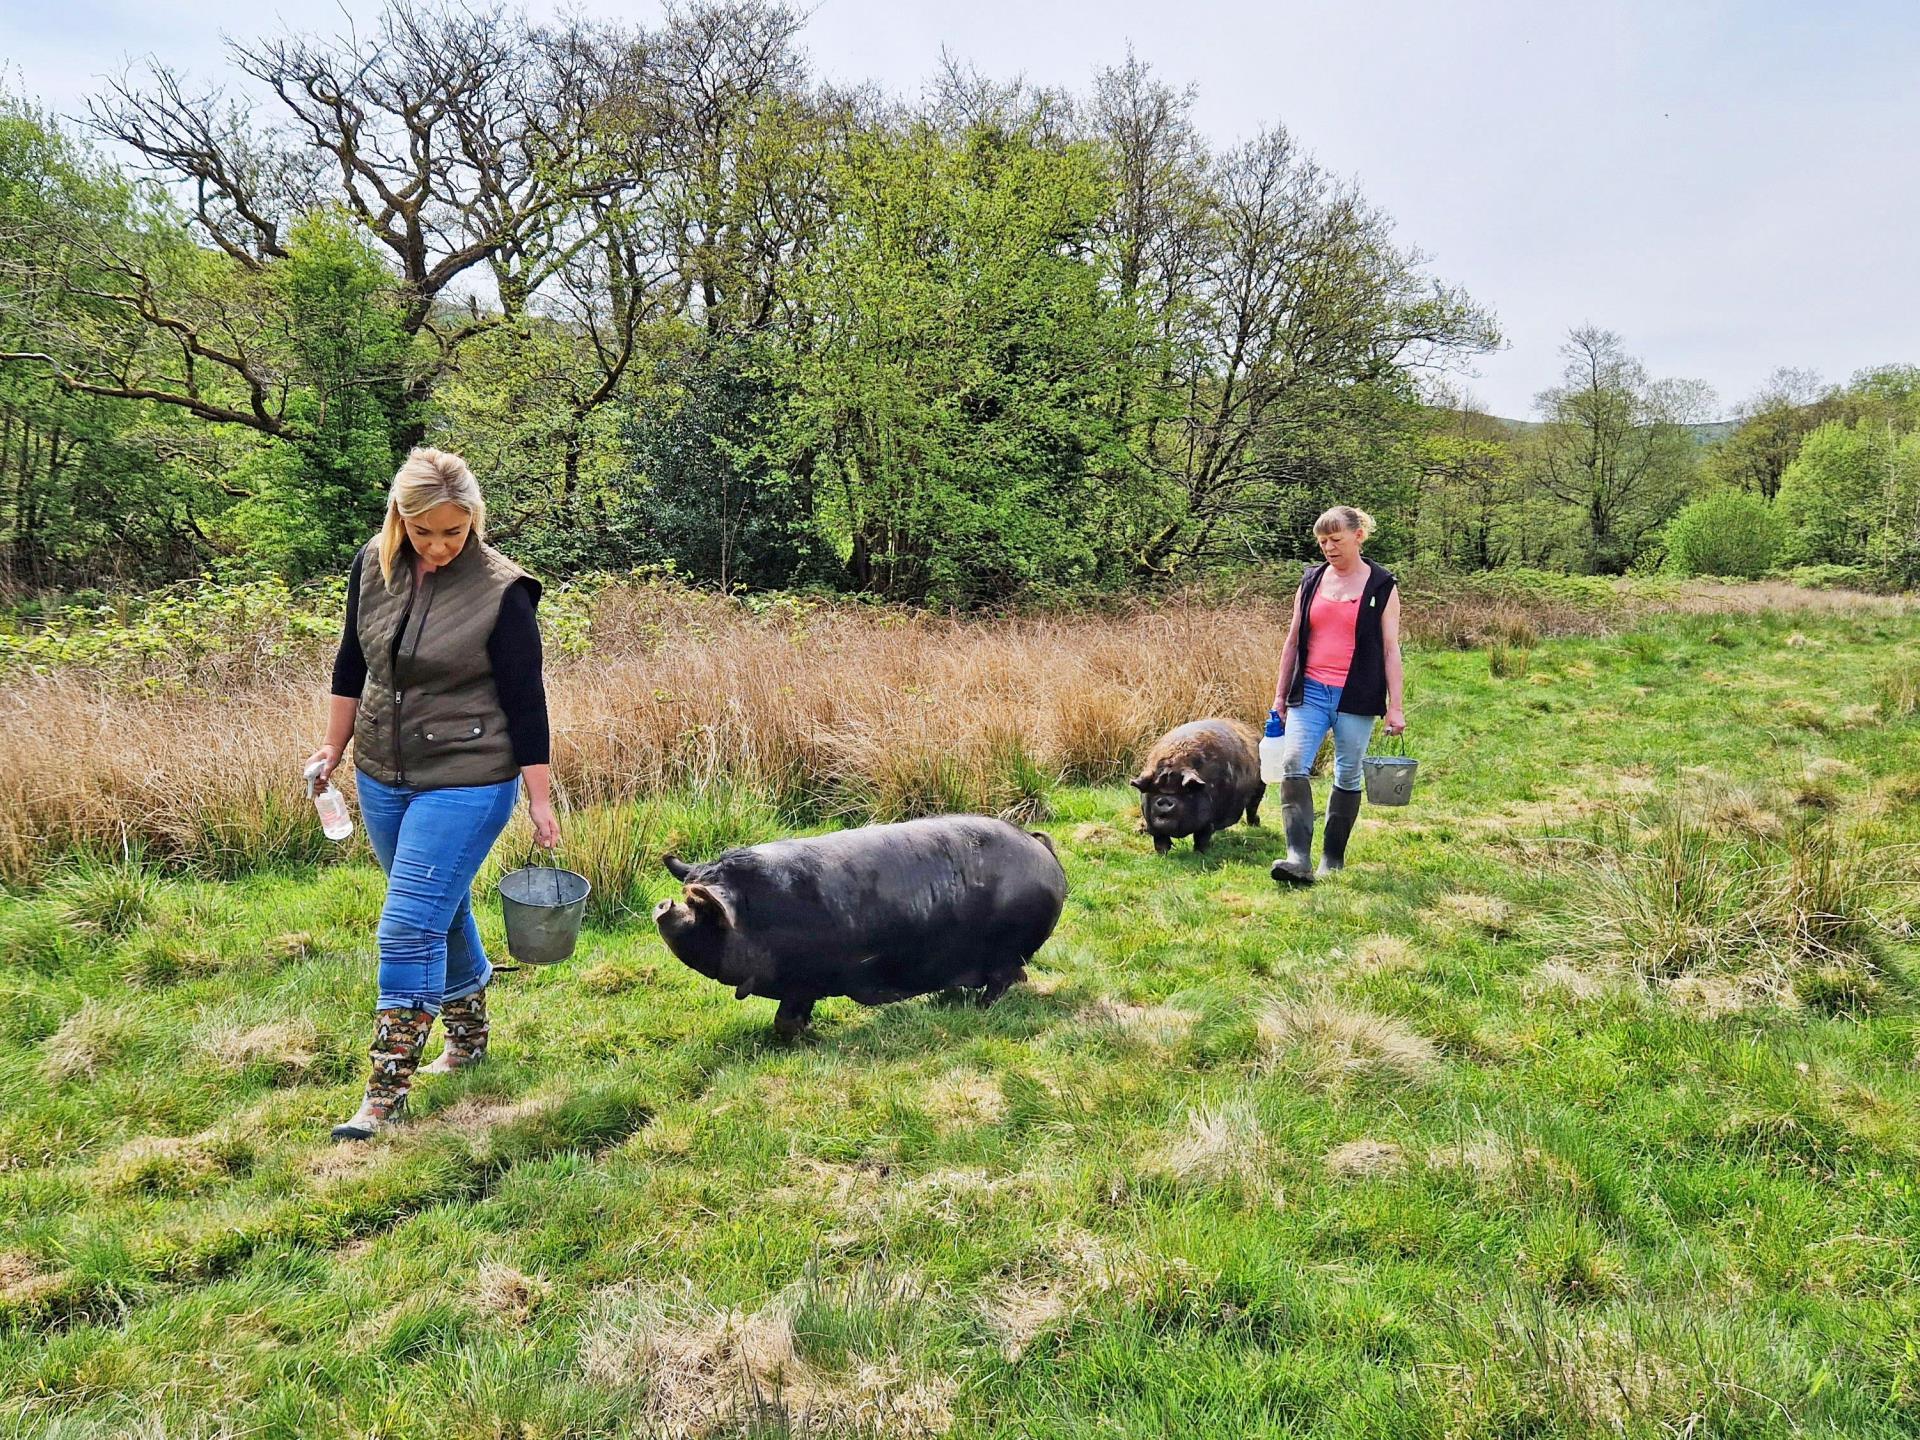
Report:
3,601,1920,1438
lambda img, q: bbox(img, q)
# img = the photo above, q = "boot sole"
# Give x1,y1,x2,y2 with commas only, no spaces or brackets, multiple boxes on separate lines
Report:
1271,864,1314,887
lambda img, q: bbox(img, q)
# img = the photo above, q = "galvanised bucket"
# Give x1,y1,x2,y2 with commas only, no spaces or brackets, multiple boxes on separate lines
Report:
1362,735,1418,807
498,862,591,966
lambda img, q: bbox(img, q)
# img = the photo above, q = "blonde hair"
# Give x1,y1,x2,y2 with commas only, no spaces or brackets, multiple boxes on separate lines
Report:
377,448,486,585
1313,505,1375,539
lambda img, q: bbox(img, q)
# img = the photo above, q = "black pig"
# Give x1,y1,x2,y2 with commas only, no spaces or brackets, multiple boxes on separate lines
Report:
652,816,1067,1037
1130,718,1264,853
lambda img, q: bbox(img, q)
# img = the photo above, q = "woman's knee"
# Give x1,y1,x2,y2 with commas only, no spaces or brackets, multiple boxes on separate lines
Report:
377,914,447,965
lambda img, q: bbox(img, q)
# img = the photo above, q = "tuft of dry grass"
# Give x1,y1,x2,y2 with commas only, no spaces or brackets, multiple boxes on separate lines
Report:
1254,998,1440,1089
1526,961,1609,1004
1075,997,1199,1050
923,1069,1007,1129
1433,892,1516,938
196,1018,325,1080
474,1261,551,1325
1148,1099,1277,1196
40,999,142,1083
1347,934,1421,974
100,1132,250,1196
1323,1138,1406,1179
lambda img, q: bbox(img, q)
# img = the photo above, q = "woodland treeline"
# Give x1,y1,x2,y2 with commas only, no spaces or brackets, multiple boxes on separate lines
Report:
2,1,1915,601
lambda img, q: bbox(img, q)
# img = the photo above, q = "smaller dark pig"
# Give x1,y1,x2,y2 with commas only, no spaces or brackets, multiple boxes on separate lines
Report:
652,816,1067,1038
1131,718,1264,854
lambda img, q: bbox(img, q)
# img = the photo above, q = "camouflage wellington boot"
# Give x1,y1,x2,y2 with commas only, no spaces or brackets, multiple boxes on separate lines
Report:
331,1006,433,1142
420,987,489,1075
1316,785,1363,877
1270,777,1317,886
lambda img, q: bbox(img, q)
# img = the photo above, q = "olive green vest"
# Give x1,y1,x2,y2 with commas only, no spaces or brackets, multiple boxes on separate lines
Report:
351,534,539,789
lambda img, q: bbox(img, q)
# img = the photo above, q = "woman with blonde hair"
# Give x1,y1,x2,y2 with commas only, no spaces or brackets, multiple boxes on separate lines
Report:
1268,505,1406,885
306,448,560,1141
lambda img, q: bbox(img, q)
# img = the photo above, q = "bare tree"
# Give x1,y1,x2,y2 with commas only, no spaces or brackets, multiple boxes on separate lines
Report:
55,3,624,442
617,0,825,336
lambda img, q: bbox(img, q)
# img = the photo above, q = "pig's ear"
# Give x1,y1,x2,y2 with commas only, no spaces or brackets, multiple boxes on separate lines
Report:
683,883,734,928
663,854,692,880
1128,773,1152,792
1178,768,1207,791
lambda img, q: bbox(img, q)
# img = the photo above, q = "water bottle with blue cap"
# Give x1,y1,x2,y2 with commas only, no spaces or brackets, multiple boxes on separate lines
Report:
1259,708,1287,784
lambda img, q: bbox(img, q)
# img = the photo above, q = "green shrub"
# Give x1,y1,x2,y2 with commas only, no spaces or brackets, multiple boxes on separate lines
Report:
1779,563,1874,591
1662,492,1785,579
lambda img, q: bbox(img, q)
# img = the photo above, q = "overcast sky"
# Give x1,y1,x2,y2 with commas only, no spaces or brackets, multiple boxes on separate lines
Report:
6,0,1916,419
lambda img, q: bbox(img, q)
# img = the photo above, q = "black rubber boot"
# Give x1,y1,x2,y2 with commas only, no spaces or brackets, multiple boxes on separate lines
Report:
1270,777,1316,886
1317,786,1362,876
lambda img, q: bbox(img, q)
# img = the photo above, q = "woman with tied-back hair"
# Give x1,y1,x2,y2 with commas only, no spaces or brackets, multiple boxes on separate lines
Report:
306,448,560,1141
1268,505,1406,885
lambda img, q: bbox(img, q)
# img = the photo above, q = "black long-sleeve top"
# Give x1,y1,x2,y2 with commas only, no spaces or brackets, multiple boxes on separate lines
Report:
330,551,551,767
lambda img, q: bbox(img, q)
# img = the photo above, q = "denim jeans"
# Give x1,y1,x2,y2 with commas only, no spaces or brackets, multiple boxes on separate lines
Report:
356,769,519,1013
1281,677,1378,792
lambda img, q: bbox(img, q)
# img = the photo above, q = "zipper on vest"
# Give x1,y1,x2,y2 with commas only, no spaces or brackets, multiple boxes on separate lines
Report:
390,568,439,785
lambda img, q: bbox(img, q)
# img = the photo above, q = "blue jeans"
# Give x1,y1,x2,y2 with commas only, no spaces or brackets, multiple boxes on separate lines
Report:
356,770,519,1014
1281,677,1377,792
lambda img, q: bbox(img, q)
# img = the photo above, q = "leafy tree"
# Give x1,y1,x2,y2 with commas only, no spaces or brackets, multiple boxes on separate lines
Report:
0,96,218,587
775,122,1134,603
616,342,832,588
1531,326,1712,573
1777,420,1920,585
1410,393,1521,568
1117,123,1498,575
1705,368,1839,501
214,214,413,575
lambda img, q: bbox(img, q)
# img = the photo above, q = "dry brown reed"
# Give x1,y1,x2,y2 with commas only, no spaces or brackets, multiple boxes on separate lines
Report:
0,588,1284,881
2,575,1905,882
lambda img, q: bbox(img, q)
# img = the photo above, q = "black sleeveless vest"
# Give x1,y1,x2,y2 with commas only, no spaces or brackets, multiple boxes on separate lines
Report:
1284,559,1396,717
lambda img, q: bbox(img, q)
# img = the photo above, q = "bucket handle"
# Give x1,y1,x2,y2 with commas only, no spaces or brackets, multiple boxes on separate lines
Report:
514,775,575,874
1372,730,1410,760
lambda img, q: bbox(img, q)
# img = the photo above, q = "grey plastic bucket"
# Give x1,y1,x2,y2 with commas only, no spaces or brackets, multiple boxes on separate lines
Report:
1362,754,1418,807
498,864,591,966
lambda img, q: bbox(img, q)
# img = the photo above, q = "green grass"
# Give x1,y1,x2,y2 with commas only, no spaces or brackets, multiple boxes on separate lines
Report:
4,608,1920,1437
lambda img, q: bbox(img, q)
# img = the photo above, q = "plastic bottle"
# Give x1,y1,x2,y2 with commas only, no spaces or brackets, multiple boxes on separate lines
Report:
305,760,354,842
1259,709,1287,784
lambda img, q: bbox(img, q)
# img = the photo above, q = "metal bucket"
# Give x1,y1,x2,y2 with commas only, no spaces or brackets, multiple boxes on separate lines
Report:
498,862,591,966
1362,736,1418,807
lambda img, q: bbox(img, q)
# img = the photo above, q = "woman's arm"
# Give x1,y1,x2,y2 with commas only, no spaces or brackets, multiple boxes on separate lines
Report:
1272,585,1305,712
489,581,559,848
1382,589,1405,734
308,554,366,781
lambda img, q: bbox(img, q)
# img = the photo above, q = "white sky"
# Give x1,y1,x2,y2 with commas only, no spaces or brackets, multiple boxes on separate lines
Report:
6,0,1916,419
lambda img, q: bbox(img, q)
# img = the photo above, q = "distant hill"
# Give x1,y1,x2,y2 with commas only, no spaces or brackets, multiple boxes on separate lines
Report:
1488,415,1738,446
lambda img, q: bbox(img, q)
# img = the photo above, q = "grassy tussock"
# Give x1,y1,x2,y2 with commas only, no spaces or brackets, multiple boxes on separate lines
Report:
39,999,145,1082
1149,1099,1277,1195
1253,998,1441,1089
1552,801,1918,991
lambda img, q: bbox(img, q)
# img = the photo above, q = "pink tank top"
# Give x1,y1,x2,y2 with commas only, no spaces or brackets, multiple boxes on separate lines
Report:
1305,590,1362,686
